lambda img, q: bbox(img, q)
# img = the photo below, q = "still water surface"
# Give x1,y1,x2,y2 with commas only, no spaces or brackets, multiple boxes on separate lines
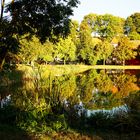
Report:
0,69,139,114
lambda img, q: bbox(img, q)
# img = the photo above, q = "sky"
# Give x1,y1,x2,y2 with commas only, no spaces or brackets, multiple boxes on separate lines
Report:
71,0,140,22
2,0,140,22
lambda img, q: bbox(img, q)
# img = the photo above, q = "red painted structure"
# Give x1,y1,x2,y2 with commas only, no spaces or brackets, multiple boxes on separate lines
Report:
126,58,140,65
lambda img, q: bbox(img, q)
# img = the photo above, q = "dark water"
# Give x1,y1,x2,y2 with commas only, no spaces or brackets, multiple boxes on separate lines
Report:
0,69,140,133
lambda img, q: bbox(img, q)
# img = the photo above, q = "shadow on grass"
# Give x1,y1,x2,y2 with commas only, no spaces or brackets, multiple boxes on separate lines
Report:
0,105,37,140
0,124,34,140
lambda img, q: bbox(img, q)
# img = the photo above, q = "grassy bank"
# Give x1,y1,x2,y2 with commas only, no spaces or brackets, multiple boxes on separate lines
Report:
0,124,140,140
91,65,140,69
15,64,140,81
17,64,140,76
17,64,93,78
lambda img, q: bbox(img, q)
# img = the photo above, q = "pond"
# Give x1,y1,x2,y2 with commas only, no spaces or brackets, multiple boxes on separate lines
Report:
0,68,140,133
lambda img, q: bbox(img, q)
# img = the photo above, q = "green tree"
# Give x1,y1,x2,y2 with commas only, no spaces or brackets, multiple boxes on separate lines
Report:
81,13,125,41
82,13,98,35
0,0,80,70
54,37,76,64
79,21,113,65
79,21,97,64
125,13,140,40
98,41,113,65
18,36,54,64
113,36,137,65
97,14,125,41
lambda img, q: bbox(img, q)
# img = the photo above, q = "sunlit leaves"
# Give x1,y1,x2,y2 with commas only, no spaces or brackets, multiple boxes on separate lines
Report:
113,36,137,65
54,37,76,64
97,14,125,41
80,13,125,41
125,13,140,39
18,36,54,63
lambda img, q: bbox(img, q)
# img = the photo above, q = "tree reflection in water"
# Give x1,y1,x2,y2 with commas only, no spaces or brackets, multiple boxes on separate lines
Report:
0,69,140,133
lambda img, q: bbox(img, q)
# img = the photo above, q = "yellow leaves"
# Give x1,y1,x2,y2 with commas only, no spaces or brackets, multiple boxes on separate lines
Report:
111,86,118,94
18,35,54,63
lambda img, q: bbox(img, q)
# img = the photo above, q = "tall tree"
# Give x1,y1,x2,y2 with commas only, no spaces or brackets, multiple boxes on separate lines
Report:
124,13,140,40
113,36,137,65
98,41,113,65
0,0,80,70
97,14,125,41
6,0,80,42
79,18,113,65
54,37,76,64
79,21,96,64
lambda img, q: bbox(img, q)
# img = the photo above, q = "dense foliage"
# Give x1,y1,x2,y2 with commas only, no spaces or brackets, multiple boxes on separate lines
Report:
0,0,80,69
1,9,139,69
12,13,138,66
125,13,140,40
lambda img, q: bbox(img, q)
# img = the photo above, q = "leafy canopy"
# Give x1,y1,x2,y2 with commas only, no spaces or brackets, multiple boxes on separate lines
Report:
113,36,137,63
6,0,80,42
124,13,140,40
0,0,80,69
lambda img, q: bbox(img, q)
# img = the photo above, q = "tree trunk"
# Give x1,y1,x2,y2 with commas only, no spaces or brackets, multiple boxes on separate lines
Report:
0,47,7,70
103,58,106,65
0,0,5,20
0,0,6,70
64,59,66,65
123,60,125,66
0,58,5,70
12,0,15,20
0,0,15,70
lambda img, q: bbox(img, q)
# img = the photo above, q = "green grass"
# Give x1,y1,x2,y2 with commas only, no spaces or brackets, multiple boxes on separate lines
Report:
0,124,33,140
16,64,140,80
17,64,93,78
91,65,140,69
17,64,140,72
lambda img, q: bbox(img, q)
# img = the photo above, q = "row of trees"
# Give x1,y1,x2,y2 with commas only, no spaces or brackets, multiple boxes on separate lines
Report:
78,13,140,65
1,0,140,68
16,12,139,66
81,13,140,41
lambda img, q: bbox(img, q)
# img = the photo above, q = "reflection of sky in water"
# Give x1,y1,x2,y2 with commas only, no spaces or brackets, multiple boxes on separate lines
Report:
86,104,128,117
0,95,11,108
70,100,128,117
